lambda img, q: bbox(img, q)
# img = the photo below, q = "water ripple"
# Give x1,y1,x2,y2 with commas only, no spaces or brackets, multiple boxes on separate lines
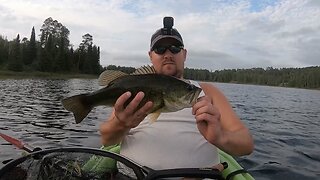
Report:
1,80,319,179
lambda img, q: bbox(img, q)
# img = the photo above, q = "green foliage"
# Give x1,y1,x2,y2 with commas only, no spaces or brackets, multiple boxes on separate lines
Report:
106,65,136,74
7,34,23,71
0,17,102,75
0,35,9,66
184,66,320,89
22,27,37,65
103,65,319,89
184,68,212,81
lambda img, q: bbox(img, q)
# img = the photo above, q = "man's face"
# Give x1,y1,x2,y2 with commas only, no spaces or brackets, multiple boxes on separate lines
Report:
149,38,187,78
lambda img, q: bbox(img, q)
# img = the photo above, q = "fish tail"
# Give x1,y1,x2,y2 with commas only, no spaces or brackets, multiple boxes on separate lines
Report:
61,94,92,124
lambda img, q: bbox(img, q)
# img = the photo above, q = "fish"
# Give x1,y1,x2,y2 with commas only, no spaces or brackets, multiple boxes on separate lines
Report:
61,65,202,124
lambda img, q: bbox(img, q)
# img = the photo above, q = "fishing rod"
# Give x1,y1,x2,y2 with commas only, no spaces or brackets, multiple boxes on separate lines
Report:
0,132,226,180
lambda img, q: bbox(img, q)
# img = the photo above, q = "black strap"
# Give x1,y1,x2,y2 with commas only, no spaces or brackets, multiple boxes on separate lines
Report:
225,169,248,180
145,168,224,180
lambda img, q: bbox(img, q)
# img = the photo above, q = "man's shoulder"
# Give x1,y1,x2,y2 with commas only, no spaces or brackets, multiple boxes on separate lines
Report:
199,82,216,90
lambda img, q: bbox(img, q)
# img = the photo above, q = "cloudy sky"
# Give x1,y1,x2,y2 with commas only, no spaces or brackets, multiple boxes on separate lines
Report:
0,0,319,70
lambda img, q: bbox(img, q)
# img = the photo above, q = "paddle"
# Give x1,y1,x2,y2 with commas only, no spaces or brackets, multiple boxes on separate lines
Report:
0,132,41,153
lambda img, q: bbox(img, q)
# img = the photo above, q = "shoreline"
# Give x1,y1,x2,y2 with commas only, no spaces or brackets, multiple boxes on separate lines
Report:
0,70,98,79
1,70,319,90
212,81,320,91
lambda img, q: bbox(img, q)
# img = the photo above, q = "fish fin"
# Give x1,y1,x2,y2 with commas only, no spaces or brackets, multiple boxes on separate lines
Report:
131,65,156,75
61,94,92,124
98,70,128,86
147,111,161,123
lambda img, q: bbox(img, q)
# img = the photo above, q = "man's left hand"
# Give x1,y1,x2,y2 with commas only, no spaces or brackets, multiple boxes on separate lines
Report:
192,96,223,146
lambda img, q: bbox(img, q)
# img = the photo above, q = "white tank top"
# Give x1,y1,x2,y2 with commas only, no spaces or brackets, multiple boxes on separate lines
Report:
120,80,219,169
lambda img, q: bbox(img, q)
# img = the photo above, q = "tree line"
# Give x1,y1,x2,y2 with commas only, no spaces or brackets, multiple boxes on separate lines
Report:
1,17,318,89
0,17,102,74
106,65,320,89
184,66,320,89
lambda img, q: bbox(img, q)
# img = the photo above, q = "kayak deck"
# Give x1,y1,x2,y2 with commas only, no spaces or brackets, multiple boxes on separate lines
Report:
89,145,255,180
219,149,254,180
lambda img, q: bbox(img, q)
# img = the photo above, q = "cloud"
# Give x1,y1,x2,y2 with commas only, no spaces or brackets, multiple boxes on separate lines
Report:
0,0,319,70
293,37,320,66
187,49,241,70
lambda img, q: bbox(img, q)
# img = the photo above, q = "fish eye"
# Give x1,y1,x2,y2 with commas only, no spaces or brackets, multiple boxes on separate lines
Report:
187,84,195,91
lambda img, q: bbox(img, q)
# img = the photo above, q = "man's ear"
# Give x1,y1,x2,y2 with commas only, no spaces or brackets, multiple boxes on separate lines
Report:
183,49,187,62
148,51,152,61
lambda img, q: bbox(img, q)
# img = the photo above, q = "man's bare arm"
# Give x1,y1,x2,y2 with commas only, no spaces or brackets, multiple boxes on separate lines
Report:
196,83,254,156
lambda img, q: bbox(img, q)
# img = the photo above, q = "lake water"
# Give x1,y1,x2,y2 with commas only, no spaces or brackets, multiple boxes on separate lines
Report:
0,79,319,179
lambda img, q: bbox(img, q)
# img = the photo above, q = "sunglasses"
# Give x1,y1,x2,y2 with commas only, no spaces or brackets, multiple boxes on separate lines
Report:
152,45,184,54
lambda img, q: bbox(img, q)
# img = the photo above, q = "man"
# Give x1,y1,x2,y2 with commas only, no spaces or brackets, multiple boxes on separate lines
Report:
100,17,253,169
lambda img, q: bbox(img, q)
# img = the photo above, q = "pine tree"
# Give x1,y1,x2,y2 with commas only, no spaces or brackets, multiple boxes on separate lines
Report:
0,36,9,66
39,17,70,72
26,26,37,65
39,34,54,72
8,34,23,71
21,37,29,66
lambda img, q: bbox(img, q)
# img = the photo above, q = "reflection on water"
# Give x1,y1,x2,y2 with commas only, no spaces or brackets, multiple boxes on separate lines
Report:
0,79,319,179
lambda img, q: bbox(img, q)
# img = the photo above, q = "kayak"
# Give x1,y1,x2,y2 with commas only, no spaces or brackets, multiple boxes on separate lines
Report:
0,133,254,179
0,147,223,179
0,146,254,180
218,149,254,180
83,145,255,180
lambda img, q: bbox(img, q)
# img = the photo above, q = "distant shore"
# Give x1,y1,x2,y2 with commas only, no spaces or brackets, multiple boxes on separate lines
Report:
0,70,98,79
1,70,319,90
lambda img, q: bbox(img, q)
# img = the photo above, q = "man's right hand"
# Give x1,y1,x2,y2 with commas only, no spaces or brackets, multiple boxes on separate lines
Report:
100,91,153,146
114,91,153,128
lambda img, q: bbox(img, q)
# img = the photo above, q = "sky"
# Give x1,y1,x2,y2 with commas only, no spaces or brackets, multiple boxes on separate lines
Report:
0,0,319,71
